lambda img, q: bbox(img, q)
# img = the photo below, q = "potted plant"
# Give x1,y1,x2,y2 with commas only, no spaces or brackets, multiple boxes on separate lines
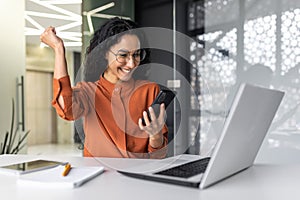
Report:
0,99,30,154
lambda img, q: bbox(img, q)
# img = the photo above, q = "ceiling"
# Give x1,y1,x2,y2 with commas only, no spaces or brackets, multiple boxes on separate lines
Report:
25,0,82,52
25,0,132,52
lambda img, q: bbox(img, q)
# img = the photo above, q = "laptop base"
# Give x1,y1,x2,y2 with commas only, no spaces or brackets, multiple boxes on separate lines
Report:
118,170,200,188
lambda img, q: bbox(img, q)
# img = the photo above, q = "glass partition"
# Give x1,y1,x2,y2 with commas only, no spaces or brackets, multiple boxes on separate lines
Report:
188,0,300,163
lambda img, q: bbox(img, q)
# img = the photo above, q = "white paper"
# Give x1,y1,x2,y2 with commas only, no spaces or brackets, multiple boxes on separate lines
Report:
17,165,104,188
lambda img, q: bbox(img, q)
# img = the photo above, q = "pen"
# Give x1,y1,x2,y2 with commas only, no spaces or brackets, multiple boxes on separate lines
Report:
62,163,71,176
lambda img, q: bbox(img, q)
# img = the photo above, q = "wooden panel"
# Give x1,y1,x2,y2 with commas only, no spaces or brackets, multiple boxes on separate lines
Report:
25,71,56,145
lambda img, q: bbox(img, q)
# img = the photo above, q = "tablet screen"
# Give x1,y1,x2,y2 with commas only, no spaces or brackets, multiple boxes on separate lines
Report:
0,160,65,174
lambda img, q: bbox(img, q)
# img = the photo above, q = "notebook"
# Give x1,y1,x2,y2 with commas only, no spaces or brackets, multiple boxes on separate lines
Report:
118,83,284,189
17,165,104,188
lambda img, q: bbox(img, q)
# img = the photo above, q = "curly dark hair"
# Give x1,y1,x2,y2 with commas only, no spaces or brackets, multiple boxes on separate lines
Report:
83,17,150,82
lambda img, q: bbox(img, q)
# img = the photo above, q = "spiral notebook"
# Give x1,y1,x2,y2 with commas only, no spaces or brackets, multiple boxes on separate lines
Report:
17,165,104,188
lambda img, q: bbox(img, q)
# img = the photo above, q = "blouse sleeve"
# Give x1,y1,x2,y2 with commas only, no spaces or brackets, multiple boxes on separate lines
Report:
52,75,90,121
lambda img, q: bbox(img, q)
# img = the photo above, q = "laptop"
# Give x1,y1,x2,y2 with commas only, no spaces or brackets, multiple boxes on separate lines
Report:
118,83,284,189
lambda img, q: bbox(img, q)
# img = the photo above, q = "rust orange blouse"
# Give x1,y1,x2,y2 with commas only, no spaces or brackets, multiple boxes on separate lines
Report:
52,75,168,158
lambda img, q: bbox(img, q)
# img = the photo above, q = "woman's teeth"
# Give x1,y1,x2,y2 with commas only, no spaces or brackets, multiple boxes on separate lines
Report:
122,68,131,73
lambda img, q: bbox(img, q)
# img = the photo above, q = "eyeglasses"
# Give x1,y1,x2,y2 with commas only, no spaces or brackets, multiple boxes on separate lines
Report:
109,49,146,64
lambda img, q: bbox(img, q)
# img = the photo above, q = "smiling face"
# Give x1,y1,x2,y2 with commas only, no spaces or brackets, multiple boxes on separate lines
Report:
104,34,141,83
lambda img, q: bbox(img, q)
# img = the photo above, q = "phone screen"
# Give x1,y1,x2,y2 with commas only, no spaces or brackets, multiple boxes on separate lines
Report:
1,160,64,172
142,89,176,125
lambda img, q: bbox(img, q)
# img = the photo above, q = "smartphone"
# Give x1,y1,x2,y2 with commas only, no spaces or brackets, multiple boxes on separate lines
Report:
142,89,177,125
0,159,67,175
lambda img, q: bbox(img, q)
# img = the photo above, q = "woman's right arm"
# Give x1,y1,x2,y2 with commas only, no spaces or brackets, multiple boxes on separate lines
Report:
40,27,67,109
40,27,89,121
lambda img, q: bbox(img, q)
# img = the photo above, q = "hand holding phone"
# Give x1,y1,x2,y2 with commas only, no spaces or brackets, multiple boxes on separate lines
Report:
142,89,176,126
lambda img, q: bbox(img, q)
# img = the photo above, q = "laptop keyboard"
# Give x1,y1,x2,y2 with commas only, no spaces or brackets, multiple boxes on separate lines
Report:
155,157,211,178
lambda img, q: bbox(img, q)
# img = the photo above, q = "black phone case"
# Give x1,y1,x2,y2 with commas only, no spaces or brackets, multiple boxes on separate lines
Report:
142,89,176,125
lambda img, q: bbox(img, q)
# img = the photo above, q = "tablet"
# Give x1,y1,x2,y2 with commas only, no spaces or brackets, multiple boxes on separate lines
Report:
0,159,67,175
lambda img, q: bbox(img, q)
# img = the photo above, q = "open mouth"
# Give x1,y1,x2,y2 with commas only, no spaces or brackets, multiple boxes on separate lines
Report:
119,67,133,74
122,68,131,73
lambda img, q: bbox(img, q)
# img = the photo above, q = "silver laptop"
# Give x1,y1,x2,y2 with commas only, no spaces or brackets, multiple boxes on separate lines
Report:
118,83,284,189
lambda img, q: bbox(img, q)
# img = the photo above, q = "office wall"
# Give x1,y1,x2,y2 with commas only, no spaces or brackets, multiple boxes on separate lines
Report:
0,1,25,144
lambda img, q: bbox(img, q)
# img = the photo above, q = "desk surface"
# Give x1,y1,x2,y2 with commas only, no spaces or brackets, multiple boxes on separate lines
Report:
0,154,299,200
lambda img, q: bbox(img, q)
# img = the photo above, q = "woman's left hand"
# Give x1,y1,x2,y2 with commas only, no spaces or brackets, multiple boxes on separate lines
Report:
138,104,166,148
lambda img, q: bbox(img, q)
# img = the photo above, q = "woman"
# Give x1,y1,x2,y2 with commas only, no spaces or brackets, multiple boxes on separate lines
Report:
40,17,168,158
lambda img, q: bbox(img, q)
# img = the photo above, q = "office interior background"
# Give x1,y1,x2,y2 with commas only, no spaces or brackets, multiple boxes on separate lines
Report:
0,0,299,164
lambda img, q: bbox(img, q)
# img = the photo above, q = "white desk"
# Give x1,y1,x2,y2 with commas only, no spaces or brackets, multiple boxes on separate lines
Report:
0,154,299,200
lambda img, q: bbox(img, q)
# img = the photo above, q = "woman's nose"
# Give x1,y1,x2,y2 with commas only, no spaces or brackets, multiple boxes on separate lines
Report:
126,55,136,68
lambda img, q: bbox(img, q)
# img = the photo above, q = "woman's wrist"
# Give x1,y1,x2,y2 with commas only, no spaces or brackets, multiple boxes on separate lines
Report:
149,133,164,149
